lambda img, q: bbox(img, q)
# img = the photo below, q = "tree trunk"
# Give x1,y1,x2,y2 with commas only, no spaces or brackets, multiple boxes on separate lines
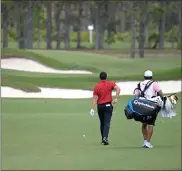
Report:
178,2,182,46
64,1,70,49
120,3,125,32
138,18,145,58
19,7,25,49
24,13,28,49
3,3,8,48
54,2,61,49
37,14,41,49
144,25,148,47
46,1,52,49
95,5,100,50
159,1,166,49
77,2,82,48
95,2,105,49
26,0,33,49
130,1,136,58
139,1,149,57
14,1,25,49
120,11,125,32
144,2,151,48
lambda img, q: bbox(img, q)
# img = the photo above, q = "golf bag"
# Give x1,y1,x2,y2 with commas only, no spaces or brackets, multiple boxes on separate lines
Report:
124,97,161,123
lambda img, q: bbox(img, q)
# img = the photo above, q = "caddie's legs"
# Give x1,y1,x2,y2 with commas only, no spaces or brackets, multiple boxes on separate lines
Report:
142,123,148,141
146,125,153,142
143,113,157,148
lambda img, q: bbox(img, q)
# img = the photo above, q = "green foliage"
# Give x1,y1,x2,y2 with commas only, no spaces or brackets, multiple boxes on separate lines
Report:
7,29,17,41
148,32,159,48
151,2,165,20
177,43,182,49
116,32,132,42
70,31,95,42
165,25,178,42
104,32,132,44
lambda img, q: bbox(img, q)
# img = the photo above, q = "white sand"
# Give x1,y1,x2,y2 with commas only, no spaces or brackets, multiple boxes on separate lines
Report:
1,81,181,99
1,58,92,74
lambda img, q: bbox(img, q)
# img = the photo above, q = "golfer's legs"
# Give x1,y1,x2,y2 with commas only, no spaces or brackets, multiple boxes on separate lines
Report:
97,106,105,139
103,105,113,139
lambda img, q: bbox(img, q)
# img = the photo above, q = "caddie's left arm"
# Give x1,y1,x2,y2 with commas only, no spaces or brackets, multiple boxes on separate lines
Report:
153,82,166,100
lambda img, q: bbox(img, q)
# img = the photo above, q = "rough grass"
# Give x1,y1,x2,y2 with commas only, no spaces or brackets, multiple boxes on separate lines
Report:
2,40,180,50
1,48,181,92
1,97,181,170
2,77,40,92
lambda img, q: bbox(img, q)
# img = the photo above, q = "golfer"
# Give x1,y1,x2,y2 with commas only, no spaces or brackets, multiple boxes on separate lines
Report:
133,70,164,148
90,72,120,145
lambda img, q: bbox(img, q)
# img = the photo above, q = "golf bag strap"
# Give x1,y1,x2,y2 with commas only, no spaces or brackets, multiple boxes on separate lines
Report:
138,80,155,97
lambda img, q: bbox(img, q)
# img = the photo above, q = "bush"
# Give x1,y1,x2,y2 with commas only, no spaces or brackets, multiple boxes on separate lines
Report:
177,43,182,49
70,31,96,42
148,32,159,48
7,29,17,41
165,25,178,42
104,31,132,44
117,32,132,41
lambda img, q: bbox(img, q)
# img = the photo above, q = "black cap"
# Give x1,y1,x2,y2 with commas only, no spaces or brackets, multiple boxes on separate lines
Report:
99,72,107,80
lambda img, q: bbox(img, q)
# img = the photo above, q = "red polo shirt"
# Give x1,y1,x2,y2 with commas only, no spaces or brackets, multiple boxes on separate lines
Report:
93,80,116,104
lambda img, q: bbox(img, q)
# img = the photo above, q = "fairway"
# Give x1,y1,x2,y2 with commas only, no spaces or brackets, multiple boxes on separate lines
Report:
2,97,181,170
2,0,182,170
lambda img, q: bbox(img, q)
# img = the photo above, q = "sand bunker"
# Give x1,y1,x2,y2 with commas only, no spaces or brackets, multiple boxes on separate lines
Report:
1,57,181,99
1,87,93,99
1,81,181,99
1,58,92,74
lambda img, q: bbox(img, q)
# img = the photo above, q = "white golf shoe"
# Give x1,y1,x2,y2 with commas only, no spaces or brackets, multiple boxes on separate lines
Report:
144,141,153,148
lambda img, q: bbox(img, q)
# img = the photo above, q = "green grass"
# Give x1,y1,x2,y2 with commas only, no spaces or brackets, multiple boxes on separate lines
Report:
1,48,181,91
2,40,180,49
2,96,181,170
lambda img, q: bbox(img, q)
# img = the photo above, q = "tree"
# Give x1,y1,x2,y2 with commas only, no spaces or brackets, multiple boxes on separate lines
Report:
26,0,33,49
94,1,107,49
130,1,136,58
119,2,126,32
14,1,25,49
138,1,150,58
105,1,118,45
35,3,42,49
76,1,83,48
46,1,52,49
158,1,166,49
178,1,182,46
2,1,9,48
54,1,62,49
64,1,71,49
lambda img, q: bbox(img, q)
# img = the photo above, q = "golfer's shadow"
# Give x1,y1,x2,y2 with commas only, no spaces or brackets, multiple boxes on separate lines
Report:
109,145,175,150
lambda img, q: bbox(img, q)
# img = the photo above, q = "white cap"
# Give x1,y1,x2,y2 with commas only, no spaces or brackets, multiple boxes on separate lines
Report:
144,70,153,77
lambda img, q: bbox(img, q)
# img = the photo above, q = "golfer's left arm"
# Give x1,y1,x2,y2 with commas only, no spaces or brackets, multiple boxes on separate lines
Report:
113,84,121,103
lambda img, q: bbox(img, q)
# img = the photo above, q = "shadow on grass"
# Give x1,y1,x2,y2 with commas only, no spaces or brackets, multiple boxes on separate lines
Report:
108,144,176,150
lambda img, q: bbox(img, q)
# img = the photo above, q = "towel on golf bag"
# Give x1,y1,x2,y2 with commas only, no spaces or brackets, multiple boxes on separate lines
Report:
124,97,161,122
147,96,176,118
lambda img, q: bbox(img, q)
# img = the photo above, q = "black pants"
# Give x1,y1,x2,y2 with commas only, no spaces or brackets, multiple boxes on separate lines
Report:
97,102,113,140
